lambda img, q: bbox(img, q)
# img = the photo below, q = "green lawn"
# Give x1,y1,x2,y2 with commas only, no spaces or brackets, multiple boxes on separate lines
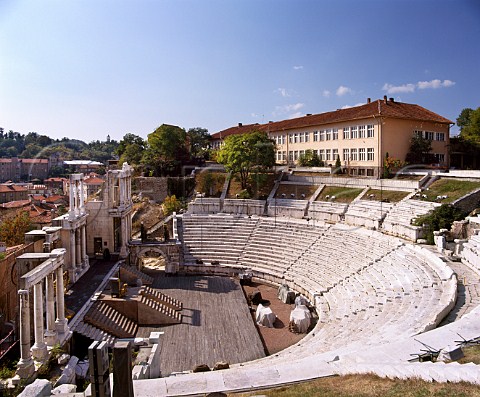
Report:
316,186,364,203
232,373,480,397
275,184,319,200
361,189,409,203
417,178,480,203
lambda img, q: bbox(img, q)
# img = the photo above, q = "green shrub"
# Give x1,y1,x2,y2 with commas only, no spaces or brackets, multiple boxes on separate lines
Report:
413,204,467,244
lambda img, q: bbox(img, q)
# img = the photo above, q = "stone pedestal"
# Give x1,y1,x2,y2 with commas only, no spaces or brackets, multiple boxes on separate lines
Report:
113,341,134,397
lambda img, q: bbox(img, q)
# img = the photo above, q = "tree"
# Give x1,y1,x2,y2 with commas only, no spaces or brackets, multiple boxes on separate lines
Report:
186,127,209,158
143,124,189,176
460,107,480,146
334,154,342,174
405,134,435,164
0,210,32,246
457,108,474,132
217,131,275,190
162,195,182,216
298,149,323,167
116,133,145,165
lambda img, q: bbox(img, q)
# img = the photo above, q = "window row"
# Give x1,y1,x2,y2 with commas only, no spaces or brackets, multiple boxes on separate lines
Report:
275,147,375,162
414,130,445,141
273,124,375,145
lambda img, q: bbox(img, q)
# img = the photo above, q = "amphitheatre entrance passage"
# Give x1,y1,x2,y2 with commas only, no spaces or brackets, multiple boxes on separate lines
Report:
128,240,181,274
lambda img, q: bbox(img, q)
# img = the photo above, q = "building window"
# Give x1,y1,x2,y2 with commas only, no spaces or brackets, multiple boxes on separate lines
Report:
351,126,358,139
289,134,293,144
332,149,338,161
413,130,423,138
425,131,434,140
299,150,305,157
351,148,358,161
359,148,366,161
325,149,331,161
367,169,374,176
288,151,293,161
343,148,350,161
367,124,374,138
320,130,326,141
333,128,338,140
282,151,286,161
304,132,310,142
326,129,332,140
343,127,350,140
319,149,325,161
367,148,374,161
435,153,445,163
313,131,319,142
435,132,445,141
359,125,366,138
294,133,299,143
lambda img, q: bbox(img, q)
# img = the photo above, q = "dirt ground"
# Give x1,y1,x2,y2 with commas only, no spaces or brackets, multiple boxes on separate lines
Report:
242,282,310,355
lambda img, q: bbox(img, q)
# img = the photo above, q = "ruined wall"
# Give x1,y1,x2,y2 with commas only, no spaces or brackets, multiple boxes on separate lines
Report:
452,188,480,214
0,243,36,327
133,177,169,203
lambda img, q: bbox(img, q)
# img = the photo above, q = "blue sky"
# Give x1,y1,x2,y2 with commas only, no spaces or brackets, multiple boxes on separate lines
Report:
1,0,479,142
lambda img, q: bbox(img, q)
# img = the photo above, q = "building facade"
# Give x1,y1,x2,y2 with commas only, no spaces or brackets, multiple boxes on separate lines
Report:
210,97,452,177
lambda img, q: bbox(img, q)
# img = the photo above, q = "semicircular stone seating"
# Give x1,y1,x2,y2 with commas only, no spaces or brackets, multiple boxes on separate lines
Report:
181,214,455,354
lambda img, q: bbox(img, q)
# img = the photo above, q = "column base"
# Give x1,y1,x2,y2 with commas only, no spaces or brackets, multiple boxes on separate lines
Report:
55,319,69,335
119,246,129,259
15,357,35,379
31,342,48,361
44,330,58,347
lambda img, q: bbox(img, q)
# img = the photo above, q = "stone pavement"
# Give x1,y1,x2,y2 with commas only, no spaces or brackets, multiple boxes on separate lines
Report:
64,259,118,314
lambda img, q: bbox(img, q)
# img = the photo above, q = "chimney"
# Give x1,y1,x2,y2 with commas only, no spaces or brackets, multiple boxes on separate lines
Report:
238,122,243,127
367,98,371,104
383,95,388,103
306,113,312,116
389,97,394,102
269,121,273,123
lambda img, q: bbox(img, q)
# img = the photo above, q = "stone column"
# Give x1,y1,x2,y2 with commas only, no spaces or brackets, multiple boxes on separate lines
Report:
79,179,85,214
44,273,57,346
81,224,88,269
55,266,69,334
69,230,76,279
75,229,82,270
31,282,48,361
119,178,125,207
119,217,128,258
68,179,75,220
16,289,34,379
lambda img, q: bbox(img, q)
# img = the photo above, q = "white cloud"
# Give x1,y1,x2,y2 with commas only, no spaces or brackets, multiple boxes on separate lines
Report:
383,79,455,94
417,79,456,89
336,85,353,96
275,88,291,98
293,65,303,70
322,90,331,98
341,102,365,109
273,103,305,117
382,83,415,94
288,112,304,119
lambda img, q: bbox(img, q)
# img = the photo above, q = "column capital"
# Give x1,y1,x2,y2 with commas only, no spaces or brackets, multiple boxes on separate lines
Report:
18,289,29,296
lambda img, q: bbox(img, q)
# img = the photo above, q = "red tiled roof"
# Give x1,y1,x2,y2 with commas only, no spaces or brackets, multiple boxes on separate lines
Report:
20,158,49,164
84,177,105,184
0,200,30,209
212,99,453,137
0,184,28,193
45,177,67,182
210,123,261,140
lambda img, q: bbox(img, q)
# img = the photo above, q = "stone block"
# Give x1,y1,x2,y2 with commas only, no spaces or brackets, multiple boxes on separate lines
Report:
148,331,163,344
51,384,77,394
18,379,52,397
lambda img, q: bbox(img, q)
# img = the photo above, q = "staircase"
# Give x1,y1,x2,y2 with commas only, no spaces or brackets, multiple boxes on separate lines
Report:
120,263,154,285
141,286,183,310
84,301,138,338
139,295,182,325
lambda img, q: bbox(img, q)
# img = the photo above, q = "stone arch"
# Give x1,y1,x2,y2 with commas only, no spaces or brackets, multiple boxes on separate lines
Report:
128,242,180,274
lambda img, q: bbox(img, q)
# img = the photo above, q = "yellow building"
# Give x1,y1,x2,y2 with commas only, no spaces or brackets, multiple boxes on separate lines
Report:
211,97,452,177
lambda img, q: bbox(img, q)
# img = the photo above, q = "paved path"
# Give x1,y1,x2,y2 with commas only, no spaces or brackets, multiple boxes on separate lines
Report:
64,260,118,314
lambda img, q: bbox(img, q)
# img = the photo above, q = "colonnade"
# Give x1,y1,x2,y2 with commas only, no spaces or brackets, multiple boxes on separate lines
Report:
16,249,69,379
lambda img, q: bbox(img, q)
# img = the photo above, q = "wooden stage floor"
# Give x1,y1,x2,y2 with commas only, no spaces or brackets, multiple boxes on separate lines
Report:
136,275,266,376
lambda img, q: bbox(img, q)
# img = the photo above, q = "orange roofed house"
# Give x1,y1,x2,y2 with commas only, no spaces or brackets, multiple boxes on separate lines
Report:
210,97,452,178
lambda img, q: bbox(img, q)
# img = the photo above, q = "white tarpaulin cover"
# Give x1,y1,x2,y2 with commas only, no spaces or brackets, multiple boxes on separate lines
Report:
256,304,276,328
289,305,311,333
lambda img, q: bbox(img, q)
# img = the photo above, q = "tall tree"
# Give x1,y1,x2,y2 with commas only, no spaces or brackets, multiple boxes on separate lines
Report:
0,210,32,246
186,127,209,158
405,134,434,164
116,133,145,165
456,108,474,132
217,131,275,190
460,107,480,146
143,124,188,176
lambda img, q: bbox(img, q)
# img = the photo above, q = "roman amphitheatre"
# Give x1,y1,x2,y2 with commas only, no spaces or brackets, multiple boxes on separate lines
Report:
63,168,480,396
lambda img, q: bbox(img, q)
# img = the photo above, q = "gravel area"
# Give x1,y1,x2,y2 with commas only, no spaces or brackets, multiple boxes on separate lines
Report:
242,282,312,355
